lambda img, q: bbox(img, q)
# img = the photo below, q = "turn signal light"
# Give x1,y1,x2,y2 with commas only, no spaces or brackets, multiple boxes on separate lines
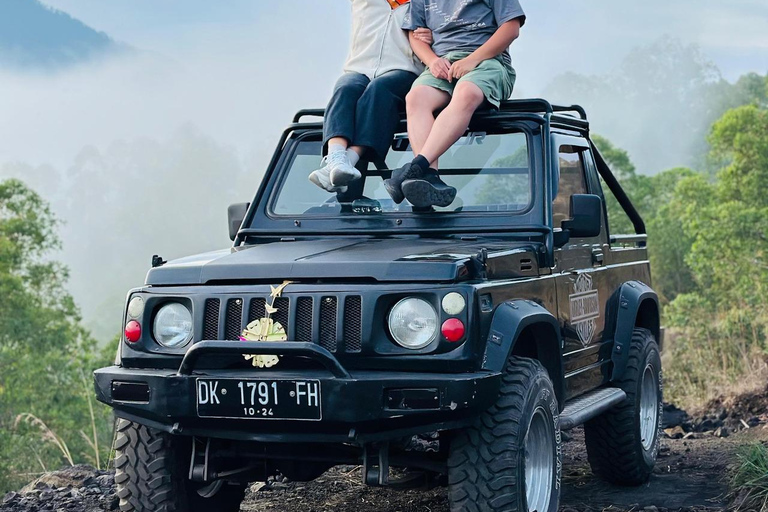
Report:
441,318,465,343
125,320,142,343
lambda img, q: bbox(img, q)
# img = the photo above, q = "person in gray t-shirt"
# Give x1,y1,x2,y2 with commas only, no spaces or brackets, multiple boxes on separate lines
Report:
383,0,525,208
404,0,525,67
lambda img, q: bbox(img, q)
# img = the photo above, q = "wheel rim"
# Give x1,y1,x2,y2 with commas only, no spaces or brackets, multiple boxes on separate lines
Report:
524,406,554,512
640,364,659,451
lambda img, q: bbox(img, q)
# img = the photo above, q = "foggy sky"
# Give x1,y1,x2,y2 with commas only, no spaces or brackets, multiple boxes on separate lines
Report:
39,0,768,82
4,0,767,168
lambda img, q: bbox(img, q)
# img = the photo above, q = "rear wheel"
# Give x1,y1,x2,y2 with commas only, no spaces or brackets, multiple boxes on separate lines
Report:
448,357,561,512
584,327,662,485
114,419,246,512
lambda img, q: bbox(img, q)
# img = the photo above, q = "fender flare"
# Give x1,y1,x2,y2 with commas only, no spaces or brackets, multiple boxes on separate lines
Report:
481,300,565,405
607,280,660,381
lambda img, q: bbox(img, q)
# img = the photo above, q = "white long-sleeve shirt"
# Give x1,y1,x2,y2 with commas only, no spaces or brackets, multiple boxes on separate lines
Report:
343,0,424,80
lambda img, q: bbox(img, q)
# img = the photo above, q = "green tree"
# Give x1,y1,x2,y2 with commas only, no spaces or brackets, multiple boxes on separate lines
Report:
663,103,768,406
593,135,696,303
709,105,768,207
0,179,114,492
645,167,697,303
676,105,768,306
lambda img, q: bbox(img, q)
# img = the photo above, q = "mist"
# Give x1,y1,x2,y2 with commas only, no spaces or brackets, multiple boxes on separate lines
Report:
1,1,766,340
0,10,346,339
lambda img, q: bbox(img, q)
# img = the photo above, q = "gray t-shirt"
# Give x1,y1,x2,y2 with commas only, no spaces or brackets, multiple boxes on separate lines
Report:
403,0,526,67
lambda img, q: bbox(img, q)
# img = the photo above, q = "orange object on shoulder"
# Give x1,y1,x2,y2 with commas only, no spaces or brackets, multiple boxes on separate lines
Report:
387,0,409,9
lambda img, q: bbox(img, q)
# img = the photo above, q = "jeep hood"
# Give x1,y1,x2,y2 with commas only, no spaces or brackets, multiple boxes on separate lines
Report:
146,238,541,286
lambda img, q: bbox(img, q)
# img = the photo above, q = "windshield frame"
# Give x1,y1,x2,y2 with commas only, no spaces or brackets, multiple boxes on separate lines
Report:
241,117,549,239
268,129,536,220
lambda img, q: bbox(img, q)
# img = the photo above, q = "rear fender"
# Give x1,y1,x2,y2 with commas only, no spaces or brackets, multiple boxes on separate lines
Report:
606,280,660,381
482,300,565,406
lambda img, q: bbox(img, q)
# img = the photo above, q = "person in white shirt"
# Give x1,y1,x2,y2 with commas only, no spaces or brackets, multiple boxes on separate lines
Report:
309,0,430,193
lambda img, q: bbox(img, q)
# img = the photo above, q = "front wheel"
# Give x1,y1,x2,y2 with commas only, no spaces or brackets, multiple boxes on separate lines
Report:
448,357,561,512
584,327,662,485
114,419,246,512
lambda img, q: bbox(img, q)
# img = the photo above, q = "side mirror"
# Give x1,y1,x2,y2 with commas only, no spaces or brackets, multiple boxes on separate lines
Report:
228,203,250,241
562,194,602,239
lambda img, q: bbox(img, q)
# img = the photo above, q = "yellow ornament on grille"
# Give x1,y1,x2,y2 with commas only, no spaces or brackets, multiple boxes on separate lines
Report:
240,281,292,368
240,319,286,368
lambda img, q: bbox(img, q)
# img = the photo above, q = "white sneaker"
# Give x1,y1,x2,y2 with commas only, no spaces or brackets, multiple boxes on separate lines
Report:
309,156,348,193
327,151,362,187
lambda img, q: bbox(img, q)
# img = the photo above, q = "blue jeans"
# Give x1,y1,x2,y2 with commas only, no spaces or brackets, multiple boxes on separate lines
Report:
323,70,417,161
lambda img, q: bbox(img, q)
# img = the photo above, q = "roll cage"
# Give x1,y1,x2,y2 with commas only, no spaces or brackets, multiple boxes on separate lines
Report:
234,98,645,267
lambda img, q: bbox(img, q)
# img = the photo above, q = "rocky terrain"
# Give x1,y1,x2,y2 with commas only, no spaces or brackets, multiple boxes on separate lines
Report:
3,387,768,512
1,466,117,512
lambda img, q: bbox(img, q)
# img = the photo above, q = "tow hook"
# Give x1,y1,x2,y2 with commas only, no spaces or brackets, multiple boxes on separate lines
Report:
362,442,390,486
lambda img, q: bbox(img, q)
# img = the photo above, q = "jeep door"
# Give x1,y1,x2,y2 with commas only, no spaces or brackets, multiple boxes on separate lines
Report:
552,136,611,400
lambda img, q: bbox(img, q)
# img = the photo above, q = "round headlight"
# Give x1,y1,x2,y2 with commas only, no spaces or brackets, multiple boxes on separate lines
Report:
388,298,438,349
153,303,193,348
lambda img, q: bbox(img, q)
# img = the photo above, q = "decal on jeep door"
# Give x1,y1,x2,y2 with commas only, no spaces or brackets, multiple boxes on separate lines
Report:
569,273,599,346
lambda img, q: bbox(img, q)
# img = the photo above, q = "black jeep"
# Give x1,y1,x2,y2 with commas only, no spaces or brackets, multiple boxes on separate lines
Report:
95,99,663,512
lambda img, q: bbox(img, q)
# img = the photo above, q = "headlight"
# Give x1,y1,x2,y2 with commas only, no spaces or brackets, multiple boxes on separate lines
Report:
153,303,193,348
388,298,438,349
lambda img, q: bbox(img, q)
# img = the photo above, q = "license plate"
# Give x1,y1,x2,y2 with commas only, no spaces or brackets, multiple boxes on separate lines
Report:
196,379,322,421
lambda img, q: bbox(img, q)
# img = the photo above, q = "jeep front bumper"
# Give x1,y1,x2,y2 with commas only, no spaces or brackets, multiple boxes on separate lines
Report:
94,341,501,444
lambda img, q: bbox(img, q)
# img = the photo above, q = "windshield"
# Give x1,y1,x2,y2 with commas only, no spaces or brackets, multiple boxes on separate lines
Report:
271,131,531,217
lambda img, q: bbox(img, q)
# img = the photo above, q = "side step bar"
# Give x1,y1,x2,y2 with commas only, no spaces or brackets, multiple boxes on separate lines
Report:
559,387,627,430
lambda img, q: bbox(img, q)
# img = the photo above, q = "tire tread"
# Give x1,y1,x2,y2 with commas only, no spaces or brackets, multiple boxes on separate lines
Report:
584,328,660,485
114,418,179,512
448,357,558,512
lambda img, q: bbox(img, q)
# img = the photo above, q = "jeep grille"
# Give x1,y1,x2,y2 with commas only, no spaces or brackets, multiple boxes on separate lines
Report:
343,296,362,353
201,295,363,353
203,299,220,341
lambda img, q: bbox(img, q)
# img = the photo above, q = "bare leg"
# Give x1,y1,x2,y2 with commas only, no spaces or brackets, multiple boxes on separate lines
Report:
383,86,451,204
348,146,364,158
418,82,485,166
406,86,451,158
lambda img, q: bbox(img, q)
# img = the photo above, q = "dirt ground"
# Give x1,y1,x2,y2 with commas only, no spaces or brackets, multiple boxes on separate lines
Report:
241,425,768,512
242,386,768,512
4,387,768,512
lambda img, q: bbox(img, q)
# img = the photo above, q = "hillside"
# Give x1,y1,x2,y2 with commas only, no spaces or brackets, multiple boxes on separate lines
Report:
0,0,124,69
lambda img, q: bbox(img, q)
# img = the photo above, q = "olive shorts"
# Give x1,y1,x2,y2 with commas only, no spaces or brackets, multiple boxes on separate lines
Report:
412,51,516,108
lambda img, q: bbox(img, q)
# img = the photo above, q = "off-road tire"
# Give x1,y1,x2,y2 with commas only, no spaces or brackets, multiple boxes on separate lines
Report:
114,418,245,512
448,357,561,512
584,327,662,485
